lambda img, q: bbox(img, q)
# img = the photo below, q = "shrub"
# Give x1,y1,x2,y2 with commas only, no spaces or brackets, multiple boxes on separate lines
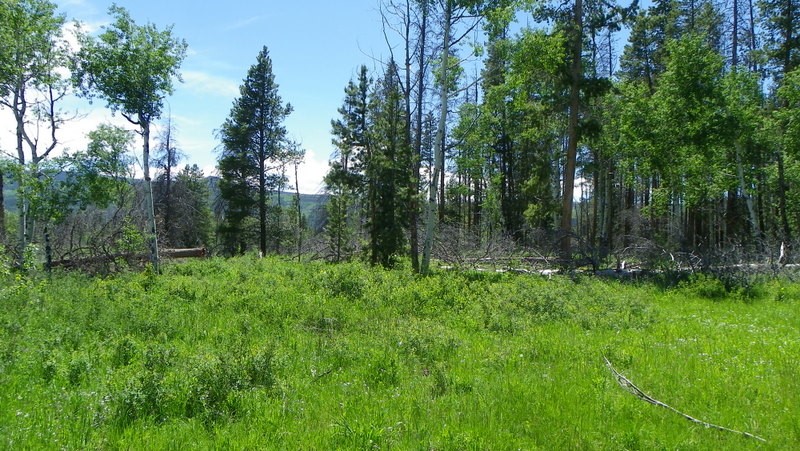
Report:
244,346,275,389
111,336,137,368
185,356,242,423
321,263,368,300
67,354,91,386
109,370,167,426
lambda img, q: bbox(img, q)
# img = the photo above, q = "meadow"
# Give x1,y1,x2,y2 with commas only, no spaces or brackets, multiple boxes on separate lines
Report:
0,256,798,449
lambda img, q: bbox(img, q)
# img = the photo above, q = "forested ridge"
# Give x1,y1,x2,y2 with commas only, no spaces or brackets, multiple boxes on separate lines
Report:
2,0,800,273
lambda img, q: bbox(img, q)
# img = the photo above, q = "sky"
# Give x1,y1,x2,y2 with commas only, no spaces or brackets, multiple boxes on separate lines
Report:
0,0,393,194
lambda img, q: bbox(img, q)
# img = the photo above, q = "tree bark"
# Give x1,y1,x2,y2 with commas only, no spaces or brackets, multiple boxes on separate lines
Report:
15,86,29,257
777,150,792,243
736,143,761,242
560,0,583,260
295,160,302,261
732,0,739,67
410,2,428,273
259,151,268,257
422,0,452,274
141,118,160,272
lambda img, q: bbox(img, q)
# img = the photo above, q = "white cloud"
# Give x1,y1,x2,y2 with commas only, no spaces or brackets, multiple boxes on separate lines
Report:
290,148,329,195
181,71,240,99
0,101,144,167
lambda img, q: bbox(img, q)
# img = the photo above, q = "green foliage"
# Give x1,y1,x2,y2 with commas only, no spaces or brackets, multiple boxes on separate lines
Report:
778,69,800,157
0,0,66,98
116,220,147,255
325,62,409,267
366,59,409,267
175,165,215,247
0,257,797,448
217,46,293,256
72,5,187,122
66,124,135,210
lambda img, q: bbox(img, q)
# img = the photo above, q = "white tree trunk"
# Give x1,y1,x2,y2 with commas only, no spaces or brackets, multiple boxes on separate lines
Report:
141,119,160,272
421,0,451,274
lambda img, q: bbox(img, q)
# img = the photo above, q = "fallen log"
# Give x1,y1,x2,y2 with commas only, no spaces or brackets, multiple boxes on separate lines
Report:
49,247,206,270
161,247,207,259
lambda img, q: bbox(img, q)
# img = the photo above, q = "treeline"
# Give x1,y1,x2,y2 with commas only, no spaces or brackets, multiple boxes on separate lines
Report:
0,1,211,271
312,0,800,272
4,0,800,273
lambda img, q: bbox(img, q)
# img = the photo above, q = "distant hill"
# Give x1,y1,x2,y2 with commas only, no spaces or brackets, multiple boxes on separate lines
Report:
2,176,328,227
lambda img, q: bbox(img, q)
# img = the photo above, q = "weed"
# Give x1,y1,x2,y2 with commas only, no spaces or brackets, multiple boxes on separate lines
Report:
111,336,137,368
185,356,242,424
322,263,367,300
244,346,275,389
1,257,797,449
67,354,91,386
40,353,58,383
109,370,167,426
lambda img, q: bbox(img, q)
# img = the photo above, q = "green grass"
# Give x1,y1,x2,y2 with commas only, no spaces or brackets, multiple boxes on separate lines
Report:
1,257,798,449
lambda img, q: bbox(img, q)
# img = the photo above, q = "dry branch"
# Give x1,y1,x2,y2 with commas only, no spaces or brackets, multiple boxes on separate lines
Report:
49,247,206,269
603,356,766,443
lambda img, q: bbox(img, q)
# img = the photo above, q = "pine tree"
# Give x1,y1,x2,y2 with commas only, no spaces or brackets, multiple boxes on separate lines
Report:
325,66,371,262
217,46,292,256
368,58,409,267
171,165,213,248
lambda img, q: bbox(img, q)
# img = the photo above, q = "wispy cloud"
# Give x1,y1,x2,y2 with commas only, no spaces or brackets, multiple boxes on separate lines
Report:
181,71,240,99
223,15,263,31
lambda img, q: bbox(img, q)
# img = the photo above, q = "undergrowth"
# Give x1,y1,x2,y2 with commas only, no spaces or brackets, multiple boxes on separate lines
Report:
0,255,797,449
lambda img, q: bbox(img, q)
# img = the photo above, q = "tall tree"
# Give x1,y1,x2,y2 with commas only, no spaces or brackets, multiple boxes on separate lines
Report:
0,0,68,254
421,0,453,274
73,4,187,272
761,0,800,243
421,0,487,272
381,0,433,272
325,66,372,262
369,58,409,267
170,164,213,248
559,0,584,259
217,46,292,257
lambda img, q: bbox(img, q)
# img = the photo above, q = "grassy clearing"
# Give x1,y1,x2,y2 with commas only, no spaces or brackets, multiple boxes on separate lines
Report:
1,257,798,449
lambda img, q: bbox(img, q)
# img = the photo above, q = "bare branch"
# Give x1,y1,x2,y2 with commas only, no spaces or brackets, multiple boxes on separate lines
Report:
604,356,767,443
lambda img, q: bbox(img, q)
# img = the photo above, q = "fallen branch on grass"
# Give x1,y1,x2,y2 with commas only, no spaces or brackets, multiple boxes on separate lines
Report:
603,356,766,443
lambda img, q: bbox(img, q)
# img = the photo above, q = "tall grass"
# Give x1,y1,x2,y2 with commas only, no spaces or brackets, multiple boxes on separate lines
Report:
1,256,797,449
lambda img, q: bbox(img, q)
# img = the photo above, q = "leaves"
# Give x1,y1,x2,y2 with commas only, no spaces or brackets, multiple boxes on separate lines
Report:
72,4,187,123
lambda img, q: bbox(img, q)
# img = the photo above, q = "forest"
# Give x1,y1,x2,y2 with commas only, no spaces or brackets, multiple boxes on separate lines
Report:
1,0,800,274
3,1,800,448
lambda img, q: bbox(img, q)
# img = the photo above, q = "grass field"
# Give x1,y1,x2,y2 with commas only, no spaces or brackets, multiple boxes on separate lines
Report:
1,256,798,449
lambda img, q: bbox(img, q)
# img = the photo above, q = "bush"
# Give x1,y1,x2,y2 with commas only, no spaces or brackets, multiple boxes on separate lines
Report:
185,356,243,423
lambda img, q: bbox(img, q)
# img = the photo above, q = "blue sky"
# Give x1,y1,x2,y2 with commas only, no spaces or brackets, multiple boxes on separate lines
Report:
1,0,640,194
1,0,392,193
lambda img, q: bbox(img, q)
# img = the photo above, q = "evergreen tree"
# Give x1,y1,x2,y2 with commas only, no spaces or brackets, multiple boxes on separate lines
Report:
217,46,293,256
325,66,371,262
760,0,800,78
171,165,213,248
368,59,410,267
